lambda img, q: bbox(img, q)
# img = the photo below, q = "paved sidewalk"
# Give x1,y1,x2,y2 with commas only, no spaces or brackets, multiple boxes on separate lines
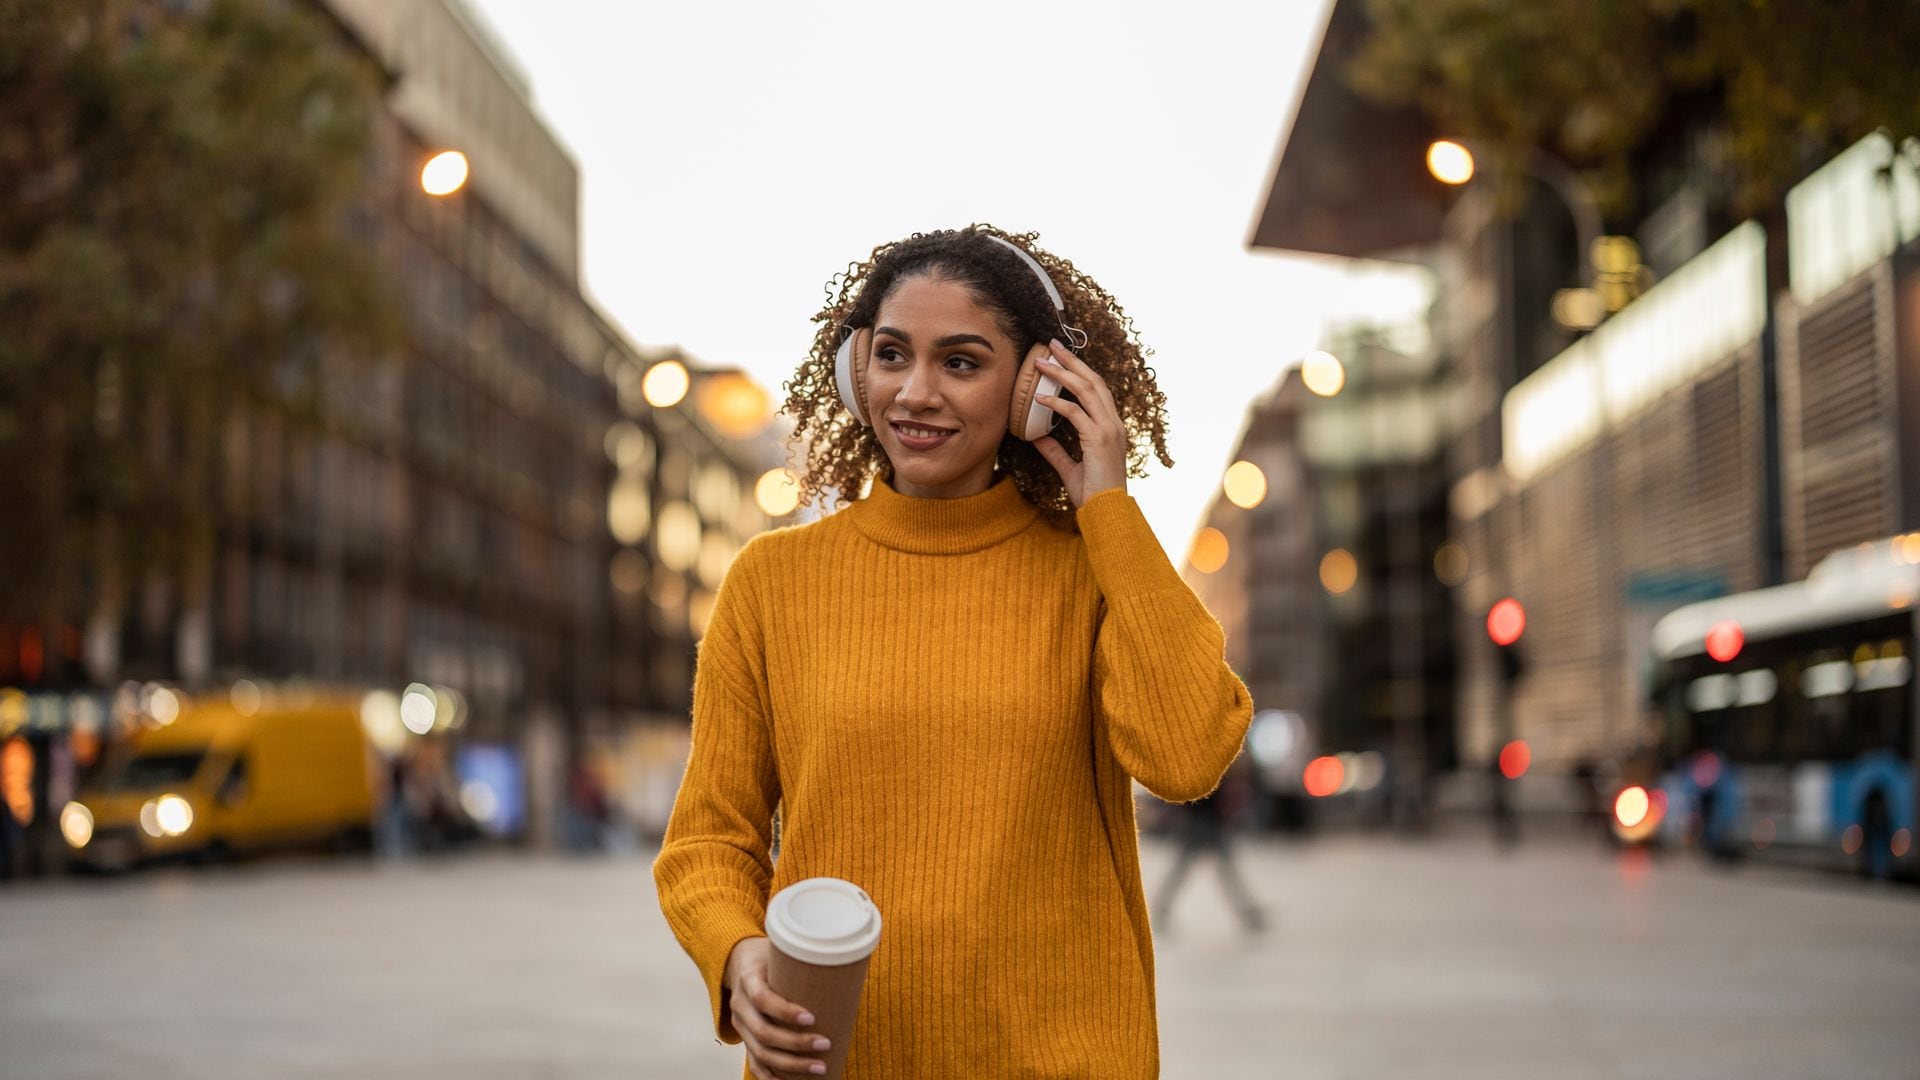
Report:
1,835,1915,1078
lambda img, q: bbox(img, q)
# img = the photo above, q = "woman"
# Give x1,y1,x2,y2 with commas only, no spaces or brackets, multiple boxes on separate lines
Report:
653,225,1254,1078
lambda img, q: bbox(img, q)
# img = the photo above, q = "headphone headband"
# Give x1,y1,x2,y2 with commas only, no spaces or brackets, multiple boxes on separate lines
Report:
980,234,1088,351
982,234,1065,311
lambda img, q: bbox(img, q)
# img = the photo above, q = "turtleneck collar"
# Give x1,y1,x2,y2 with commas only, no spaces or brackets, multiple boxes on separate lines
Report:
847,471,1041,555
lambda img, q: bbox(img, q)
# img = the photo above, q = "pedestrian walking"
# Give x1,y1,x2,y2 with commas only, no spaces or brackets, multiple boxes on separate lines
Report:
1151,754,1268,936
653,226,1255,1079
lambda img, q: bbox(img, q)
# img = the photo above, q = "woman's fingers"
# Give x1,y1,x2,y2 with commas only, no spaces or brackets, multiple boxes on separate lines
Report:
738,980,830,1077
1035,391,1087,430
753,982,818,1031
1041,340,1118,418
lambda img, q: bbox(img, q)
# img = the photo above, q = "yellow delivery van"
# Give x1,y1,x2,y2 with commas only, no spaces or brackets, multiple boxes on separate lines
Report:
65,691,379,871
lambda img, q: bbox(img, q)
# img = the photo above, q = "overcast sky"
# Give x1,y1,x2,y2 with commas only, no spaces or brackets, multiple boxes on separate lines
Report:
464,0,1430,559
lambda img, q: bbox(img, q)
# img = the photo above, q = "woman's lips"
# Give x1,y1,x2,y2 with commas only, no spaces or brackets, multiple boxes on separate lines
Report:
891,422,956,449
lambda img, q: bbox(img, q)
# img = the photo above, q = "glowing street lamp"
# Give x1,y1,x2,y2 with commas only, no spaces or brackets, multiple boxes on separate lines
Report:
421,150,469,196
1426,139,1475,185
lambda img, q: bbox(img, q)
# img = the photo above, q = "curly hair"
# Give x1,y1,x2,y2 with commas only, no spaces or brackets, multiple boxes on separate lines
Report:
779,224,1173,533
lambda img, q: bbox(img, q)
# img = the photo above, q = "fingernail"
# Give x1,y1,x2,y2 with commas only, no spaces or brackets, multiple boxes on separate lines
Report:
813,1037,831,1051
810,1065,826,1075
1050,337,1063,350
797,1012,815,1026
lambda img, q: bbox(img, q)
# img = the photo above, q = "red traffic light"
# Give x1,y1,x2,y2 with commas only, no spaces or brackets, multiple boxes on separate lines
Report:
1498,739,1531,779
1704,620,1743,663
1486,597,1526,647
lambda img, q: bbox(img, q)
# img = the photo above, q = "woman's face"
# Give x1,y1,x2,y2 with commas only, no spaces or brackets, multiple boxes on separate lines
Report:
866,273,1022,499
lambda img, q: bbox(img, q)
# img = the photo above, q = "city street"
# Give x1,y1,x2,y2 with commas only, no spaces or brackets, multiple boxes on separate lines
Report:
2,833,1916,1079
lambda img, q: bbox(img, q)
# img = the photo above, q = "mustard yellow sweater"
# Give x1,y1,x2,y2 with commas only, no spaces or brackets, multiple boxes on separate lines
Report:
652,472,1254,1078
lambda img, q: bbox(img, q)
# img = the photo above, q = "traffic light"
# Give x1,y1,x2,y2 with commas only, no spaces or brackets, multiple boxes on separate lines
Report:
1488,597,1527,685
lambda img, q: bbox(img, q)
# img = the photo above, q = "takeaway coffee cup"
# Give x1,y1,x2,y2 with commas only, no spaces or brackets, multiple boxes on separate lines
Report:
764,877,883,1080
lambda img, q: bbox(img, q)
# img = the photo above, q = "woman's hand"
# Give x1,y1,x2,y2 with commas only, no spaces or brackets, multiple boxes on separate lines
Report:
725,936,831,1079
1030,338,1128,508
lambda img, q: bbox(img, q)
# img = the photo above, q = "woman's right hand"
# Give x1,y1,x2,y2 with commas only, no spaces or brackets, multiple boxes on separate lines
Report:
725,936,831,1079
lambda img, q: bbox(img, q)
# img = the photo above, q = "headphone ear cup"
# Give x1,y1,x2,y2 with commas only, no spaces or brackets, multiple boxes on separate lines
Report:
1008,342,1062,441
834,326,873,426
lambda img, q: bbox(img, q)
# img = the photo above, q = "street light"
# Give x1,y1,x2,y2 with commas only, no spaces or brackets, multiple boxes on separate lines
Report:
1426,138,1602,294
421,150,469,196
1426,140,1475,185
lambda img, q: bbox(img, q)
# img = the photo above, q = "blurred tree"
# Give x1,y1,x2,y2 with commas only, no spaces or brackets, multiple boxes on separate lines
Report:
1347,0,1920,220
0,0,400,658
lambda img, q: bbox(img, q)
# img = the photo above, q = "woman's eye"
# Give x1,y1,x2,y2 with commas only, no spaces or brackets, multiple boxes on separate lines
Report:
874,347,975,371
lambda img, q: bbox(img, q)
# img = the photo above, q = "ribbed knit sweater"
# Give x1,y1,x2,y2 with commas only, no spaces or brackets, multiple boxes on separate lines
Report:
653,471,1254,1078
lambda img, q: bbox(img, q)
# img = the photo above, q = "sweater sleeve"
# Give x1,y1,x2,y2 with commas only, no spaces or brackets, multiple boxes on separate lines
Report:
651,538,780,1046
1078,487,1254,803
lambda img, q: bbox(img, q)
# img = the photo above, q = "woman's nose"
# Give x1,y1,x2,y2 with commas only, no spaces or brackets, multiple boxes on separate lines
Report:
895,364,941,408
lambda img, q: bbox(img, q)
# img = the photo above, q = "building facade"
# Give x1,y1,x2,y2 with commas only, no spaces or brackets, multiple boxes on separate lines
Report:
1248,0,1920,797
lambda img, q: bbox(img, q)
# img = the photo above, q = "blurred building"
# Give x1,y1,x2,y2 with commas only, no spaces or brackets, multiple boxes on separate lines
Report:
1187,324,1455,827
1249,0,1920,802
0,0,788,872
1185,370,1323,729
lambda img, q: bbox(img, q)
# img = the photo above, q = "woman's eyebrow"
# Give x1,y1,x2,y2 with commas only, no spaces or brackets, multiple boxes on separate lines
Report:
873,326,996,353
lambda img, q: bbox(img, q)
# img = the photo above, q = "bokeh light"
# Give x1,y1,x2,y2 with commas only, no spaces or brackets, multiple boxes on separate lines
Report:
608,478,650,545
1426,139,1475,185
60,801,93,848
154,794,193,837
642,359,689,408
399,684,437,736
1303,755,1344,797
1301,350,1346,396
755,467,801,517
420,149,469,195
1222,460,1268,509
1486,598,1526,647
2,738,34,826
1705,620,1744,662
1614,785,1650,829
148,686,181,725
1498,739,1531,780
1841,823,1863,855
1319,548,1358,595
359,691,404,755
230,679,262,717
695,372,773,438
460,779,501,826
656,501,703,572
1189,527,1229,574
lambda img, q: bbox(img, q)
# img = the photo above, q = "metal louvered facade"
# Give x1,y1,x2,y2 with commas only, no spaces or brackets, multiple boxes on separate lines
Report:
1778,263,1905,579
1482,343,1770,767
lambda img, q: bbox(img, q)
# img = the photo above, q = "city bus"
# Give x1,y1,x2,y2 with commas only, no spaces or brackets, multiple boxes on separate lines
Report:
1641,535,1919,879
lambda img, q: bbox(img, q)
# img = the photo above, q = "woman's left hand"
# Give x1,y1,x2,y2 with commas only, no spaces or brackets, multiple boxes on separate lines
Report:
1031,338,1128,508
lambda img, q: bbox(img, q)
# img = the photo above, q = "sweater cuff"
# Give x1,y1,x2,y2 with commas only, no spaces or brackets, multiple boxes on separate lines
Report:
1075,487,1185,600
694,912,768,1045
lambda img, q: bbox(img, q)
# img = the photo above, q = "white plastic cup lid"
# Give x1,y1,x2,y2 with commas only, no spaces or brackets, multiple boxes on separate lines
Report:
765,877,882,966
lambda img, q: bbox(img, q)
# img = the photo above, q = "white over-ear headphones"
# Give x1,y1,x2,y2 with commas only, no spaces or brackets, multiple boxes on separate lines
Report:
833,233,1088,442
